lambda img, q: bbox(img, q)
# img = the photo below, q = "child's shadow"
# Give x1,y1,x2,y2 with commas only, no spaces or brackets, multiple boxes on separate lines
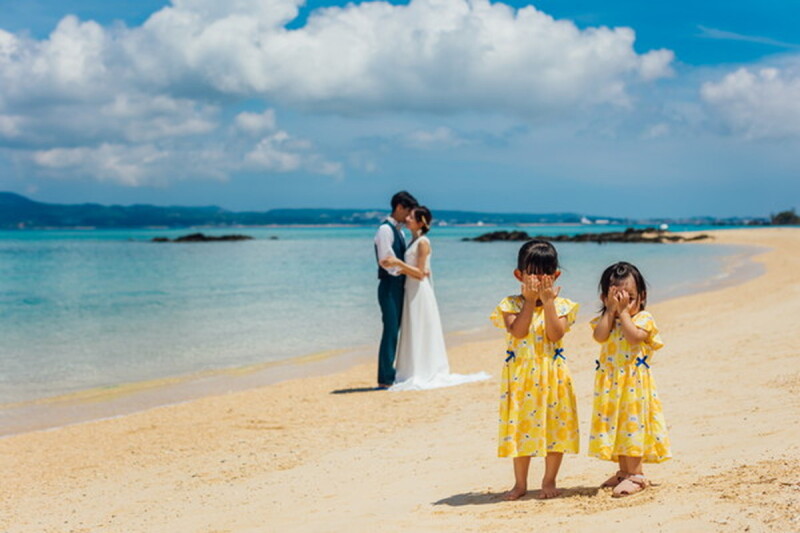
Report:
434,486,600,506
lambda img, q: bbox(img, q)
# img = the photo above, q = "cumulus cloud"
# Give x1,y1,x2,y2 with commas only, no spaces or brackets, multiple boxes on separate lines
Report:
0,0,674,185
701,63,800,139
32,144,170,186
131,0,673,113
2,0,672,115
235,109,277,135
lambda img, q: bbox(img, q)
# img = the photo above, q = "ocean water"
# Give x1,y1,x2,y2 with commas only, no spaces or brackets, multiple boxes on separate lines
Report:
0,225,760,404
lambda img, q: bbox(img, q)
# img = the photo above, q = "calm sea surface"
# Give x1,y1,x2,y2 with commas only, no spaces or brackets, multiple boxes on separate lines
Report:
0,225,759,404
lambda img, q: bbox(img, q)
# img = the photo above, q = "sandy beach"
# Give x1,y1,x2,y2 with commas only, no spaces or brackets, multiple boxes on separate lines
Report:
2,227,799,532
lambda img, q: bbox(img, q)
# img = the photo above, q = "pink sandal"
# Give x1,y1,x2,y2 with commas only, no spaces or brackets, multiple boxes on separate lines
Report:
612,474,649,498
601,470,626,488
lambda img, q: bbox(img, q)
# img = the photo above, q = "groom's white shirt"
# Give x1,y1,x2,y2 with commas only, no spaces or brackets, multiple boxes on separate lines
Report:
374,216,405,277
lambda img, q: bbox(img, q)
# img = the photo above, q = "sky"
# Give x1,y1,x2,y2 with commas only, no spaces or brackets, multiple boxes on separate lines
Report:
0,0,799,217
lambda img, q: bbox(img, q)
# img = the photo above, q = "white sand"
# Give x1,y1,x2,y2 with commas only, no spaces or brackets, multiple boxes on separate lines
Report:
1,228,798,532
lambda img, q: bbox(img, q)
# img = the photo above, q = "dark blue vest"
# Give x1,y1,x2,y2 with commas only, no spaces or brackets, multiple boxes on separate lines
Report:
376,220,406,279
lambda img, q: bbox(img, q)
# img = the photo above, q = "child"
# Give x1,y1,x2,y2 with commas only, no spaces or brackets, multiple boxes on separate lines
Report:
490,240,580,500
589,261,671,497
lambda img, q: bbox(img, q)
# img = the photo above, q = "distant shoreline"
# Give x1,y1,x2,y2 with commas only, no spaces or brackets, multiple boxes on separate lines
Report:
0,222,776,231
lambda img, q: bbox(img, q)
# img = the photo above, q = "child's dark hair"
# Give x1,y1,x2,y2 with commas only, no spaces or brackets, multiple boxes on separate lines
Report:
412,206,433,235
391,191,418,210
599,261,648,311
517,239,559,275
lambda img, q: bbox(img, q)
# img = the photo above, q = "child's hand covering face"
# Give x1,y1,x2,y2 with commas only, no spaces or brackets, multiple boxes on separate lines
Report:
539,275,561,303
604,286,619,314
521,273,540,302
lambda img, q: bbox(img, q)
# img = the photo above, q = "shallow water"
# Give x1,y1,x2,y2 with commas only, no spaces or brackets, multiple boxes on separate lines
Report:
0,225,761,404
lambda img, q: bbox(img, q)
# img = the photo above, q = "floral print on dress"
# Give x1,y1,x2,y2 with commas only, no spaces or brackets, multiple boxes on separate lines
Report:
588,310,671,463
490,296,580,458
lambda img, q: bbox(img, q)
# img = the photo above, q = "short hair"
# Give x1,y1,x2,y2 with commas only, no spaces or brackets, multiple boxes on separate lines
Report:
598,261,648,311
391,191,418,210
517,239,559,275
411,206,433,235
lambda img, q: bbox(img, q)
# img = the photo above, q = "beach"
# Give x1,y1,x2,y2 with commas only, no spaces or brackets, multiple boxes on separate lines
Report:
1,227,798,532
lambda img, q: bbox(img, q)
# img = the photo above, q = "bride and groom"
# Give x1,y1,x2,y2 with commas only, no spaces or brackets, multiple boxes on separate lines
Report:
374,191,489,391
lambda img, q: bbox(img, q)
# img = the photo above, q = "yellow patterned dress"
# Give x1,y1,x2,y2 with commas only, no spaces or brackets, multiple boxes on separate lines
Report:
588,311,671,463
490,295,580,458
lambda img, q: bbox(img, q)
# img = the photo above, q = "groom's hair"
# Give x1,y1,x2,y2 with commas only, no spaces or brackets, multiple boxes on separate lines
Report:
391,191,418,210
517,239,559,275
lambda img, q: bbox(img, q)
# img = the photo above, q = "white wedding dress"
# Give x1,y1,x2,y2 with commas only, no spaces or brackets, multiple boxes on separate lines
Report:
391,237,490,391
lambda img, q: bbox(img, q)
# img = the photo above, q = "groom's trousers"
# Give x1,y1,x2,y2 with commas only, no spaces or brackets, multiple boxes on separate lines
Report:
377,276,405,385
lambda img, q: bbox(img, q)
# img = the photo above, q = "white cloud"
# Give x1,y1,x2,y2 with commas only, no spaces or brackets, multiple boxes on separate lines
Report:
701,63,800,139
0,115,20,137
0,0,674,186
405,126,469,149
2,0,673,115
245,130,342,176
235,109,277,135
32,143,169,186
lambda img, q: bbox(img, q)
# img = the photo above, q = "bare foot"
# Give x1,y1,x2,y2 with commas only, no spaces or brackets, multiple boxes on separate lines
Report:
537,480,560,499
503,485,527,501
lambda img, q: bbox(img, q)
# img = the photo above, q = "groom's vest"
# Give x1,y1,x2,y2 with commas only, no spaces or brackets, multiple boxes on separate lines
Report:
376,220,406,280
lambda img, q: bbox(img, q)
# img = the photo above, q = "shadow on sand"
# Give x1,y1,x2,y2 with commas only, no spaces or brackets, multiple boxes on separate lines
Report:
434,486,601,506
330,386,388,394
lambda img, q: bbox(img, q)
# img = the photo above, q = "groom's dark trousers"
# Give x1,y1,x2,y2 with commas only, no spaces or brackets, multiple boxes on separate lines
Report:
376,220,406,385
377,275,404,385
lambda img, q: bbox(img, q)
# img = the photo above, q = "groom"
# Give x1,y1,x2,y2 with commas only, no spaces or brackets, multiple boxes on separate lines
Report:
374,191,418,388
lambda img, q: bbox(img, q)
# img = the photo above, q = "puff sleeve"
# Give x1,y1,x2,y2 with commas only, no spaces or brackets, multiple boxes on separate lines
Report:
555,298,580,331
489,296,522,329
633,311,664,351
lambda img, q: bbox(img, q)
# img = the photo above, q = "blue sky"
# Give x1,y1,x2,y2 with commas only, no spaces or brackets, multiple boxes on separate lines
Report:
0,0,798,217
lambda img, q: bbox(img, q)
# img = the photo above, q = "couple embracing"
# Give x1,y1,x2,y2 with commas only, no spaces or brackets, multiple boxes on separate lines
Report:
373,191,488,391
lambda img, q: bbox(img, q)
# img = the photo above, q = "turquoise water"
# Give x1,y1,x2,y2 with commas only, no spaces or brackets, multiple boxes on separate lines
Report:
0,225,757,404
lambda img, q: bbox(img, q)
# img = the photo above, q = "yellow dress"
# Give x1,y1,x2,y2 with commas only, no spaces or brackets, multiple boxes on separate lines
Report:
490,295,580,458
588,311,671,463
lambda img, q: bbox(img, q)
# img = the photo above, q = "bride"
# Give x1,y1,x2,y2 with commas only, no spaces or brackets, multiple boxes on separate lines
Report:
380,206,489,391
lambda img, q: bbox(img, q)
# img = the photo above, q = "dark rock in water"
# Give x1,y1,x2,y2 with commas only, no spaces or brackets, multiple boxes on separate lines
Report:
465,228,710,244
152,233,254,242
464,230,532,242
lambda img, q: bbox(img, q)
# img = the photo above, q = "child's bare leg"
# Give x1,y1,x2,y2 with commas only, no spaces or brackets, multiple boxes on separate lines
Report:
601,458,627,488
538,452,563,499
504,456,531,500
622,455,644,476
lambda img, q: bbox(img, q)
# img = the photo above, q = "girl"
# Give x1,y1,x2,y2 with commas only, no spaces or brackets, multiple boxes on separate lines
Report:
380,207,488,390
589,261,671,497
490,240,580,500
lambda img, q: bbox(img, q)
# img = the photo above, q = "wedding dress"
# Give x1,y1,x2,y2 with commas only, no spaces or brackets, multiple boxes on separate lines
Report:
391,237,490,391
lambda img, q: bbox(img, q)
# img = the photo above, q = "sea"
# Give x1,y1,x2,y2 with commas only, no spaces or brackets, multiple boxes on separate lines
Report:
0,224,762,415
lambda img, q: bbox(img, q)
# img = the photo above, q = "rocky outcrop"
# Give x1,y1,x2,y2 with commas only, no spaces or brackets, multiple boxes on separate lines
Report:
464,228,710,243
152,233,254,242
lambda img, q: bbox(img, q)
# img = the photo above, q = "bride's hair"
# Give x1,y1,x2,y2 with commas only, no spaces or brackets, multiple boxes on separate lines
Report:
412,206,433,235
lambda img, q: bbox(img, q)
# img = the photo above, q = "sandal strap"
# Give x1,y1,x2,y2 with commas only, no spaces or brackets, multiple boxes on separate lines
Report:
625,474,648,487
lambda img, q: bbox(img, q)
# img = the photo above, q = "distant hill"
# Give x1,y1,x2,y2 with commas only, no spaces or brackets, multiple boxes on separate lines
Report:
0,192,769,229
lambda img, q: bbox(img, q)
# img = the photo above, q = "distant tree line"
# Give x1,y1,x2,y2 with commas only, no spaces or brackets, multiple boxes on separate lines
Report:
771,209,800,225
